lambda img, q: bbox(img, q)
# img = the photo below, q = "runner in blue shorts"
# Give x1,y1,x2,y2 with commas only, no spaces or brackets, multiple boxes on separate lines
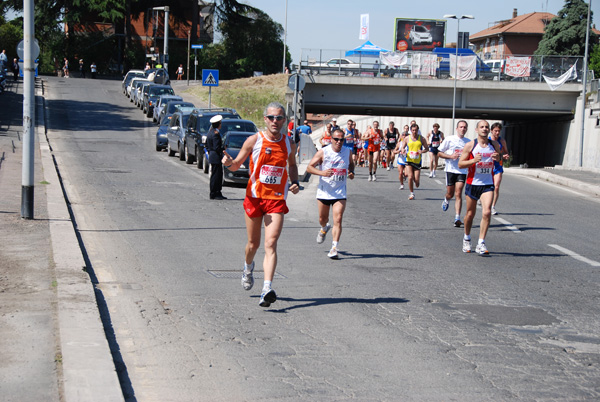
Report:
489,122,509,216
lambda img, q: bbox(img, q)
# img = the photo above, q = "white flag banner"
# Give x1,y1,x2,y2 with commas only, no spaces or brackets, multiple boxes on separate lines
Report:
506,56,531,77
359,14,369,40
381,52,408,67
543,64,577,91
422,53,437,76
411,53,422,77
450,54,477,80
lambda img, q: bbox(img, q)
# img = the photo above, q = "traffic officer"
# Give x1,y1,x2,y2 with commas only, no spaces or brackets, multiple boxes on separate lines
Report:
206,115,227,200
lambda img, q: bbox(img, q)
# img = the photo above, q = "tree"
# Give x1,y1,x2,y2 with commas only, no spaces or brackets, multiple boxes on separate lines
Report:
589,43,600,77
535,0,598,56
216,0,290,78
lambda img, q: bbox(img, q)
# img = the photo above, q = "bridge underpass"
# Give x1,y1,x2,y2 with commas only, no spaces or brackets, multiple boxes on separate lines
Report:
294,75,586,167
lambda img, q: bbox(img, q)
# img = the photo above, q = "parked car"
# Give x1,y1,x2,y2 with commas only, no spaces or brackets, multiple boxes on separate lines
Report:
222,131,254,184
158,100,196,124
155,114,173,152
132,80,150,107
307,58,362,76
143,85,175,117
145,68,170,85
153,95,183,123
409,25,433,45
129,78,150,102
166,110,194,163
122,70,145,95
139,82,158,109
185,108,241,173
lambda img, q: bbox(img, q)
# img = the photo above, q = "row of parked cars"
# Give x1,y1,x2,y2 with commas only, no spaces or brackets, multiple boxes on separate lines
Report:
121,69,259,184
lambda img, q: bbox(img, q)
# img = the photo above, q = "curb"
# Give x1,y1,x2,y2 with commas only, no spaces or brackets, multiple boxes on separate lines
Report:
38,79,124,401
503,167,600,197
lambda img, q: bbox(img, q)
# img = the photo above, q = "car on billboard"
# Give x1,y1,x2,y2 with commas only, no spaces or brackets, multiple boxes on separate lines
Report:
410,25,433,45
395,18,446,52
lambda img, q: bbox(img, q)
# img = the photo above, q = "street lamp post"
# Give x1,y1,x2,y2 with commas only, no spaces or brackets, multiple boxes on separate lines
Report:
443,14,474,131
282,0,288,73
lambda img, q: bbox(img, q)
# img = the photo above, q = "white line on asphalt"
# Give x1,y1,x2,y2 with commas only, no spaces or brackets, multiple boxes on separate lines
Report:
435,179,443,185
548,244,600,267
493,217,522,233
524,176,585,196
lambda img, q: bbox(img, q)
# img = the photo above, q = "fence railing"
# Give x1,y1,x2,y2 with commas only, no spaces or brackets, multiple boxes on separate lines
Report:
295,48,585,84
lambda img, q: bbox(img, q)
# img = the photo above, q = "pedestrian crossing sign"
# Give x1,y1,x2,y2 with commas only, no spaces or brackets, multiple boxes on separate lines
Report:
202,69,219,87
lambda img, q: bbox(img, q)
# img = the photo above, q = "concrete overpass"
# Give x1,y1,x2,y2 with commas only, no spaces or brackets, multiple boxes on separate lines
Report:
300,75,581,120
289,76,600,169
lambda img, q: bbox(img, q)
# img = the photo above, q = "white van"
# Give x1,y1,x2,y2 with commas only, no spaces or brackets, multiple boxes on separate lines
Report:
484,59,505,74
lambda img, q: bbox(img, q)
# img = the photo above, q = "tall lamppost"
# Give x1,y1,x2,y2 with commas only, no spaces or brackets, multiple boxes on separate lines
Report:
443,14,474,131
282,0,288,73
579,0,591,167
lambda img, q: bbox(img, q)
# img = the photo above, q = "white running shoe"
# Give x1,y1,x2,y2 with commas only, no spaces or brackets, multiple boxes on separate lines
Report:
373,174,377,181
317,223,331,244
327,246,339,259
241,262,255,291
408,193,415,200
387,167,390,171
491,207,498,215
462,239,472,253
432,172,436,178
428,172,433,178
476,242,489,255
259,289,277,307
442,199,449,211
368,175,372,181
399,184,404,190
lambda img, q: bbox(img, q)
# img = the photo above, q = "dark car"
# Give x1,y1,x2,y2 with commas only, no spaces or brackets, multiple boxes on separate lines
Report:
158,100,195,124
145,68,170,85
219,119,258,137
222,131,254,184
166,110,195,164
155,114,174,152
143,85,175,117
185,108,241,173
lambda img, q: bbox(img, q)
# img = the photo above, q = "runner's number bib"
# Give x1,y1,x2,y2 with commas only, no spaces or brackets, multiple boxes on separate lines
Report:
331,168,347,182
260,165,285,185
476,161,493,175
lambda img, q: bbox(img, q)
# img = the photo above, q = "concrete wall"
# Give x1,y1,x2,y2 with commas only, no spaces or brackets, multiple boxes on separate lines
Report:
560,97,600,169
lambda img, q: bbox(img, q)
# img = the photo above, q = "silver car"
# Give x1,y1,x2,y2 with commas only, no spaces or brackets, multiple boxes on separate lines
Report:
152,95,183,123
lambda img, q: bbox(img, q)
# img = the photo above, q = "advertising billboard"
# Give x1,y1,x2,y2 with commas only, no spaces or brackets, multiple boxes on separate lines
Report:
394,18,446,52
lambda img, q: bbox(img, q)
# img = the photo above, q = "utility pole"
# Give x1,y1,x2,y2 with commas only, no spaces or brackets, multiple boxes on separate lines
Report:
21,0,35,219
187,30,191,86
153,6,170,70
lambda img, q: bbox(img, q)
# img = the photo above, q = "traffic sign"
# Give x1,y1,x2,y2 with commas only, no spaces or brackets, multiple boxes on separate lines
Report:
17,39,40,60
288,74,306,91
191,44,204,50
202,69,219,87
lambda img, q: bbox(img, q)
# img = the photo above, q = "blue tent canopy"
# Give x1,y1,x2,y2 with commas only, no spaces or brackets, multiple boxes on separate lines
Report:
345,41,390,58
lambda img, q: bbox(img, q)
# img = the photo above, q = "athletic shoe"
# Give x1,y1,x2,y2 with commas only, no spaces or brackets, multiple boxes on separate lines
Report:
462,239,472,253
373,174,377,181
368,175,372,181
442,199,449,211
387,167,390,171
327,246,339,259
432,172,436,178
241,262,255,290
408,193,415,200
259,289,277,307
454,218,462,228
399,184,404,190
476,242,489,255
428,172,433,178
317,223,331,244
491,207,498,215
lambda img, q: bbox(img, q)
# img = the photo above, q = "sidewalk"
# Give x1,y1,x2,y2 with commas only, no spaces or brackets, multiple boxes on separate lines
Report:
0,78,122,401
504,165,600,197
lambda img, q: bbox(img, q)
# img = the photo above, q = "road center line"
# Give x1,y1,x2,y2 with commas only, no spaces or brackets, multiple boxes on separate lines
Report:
548,244,600,267
493,217,521,233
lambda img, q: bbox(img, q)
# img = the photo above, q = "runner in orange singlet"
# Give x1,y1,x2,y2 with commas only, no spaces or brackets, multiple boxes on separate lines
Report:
222,102,300,307
366,121,383,181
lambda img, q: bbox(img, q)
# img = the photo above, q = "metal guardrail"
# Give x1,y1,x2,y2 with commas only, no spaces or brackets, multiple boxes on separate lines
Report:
297,48,585,84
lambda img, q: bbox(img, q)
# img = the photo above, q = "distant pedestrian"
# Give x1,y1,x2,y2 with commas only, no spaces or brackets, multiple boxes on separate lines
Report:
90,62,97,79
176,64,184,80
144,62,151,71
63,58,69,78
296,119,312,159
0,49,7,69
12,58,19,81
79,58,86,78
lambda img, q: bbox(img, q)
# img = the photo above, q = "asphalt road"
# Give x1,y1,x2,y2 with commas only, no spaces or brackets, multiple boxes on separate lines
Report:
44,76,600,401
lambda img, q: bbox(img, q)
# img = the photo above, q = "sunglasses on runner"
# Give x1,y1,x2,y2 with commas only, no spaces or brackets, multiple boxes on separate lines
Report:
265,115,285,121
331,137,344,142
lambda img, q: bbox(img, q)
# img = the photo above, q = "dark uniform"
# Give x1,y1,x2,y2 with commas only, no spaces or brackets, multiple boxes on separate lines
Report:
206,117,226,199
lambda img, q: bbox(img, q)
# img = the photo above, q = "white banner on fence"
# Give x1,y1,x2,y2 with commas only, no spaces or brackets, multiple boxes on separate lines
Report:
543,64,577,91
359,14,369,40
450,55,477,80
506,56,531,77
381,52,408,67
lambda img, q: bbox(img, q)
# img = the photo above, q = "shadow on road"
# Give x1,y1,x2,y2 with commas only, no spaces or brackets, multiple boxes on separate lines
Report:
263,296,410,313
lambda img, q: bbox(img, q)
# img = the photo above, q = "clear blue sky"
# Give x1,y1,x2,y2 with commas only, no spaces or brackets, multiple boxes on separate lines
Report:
244,0,600,63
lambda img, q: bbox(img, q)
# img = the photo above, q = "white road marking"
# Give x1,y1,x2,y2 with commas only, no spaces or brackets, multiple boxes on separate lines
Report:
435,179,443,185
493,217,522,233
548,244,600,267
524,176,585,196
